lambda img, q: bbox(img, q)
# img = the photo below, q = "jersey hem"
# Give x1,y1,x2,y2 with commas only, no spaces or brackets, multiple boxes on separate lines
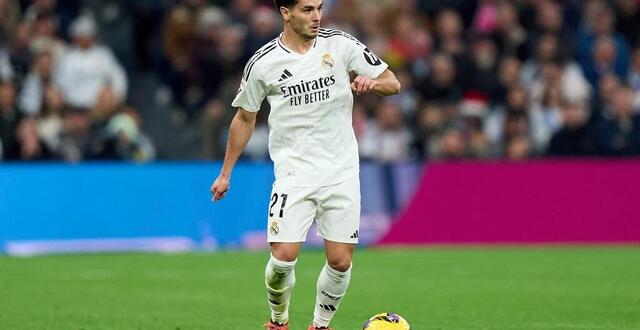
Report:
274,170,359,188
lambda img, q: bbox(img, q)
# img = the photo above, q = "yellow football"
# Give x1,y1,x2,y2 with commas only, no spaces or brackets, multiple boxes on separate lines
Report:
362,312,411,330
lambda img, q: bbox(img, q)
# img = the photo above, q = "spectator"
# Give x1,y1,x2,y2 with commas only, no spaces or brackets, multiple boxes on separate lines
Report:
461,36,500,101
8,22,32,85
37,85,66,155
461,113,491,159
355,1,390,39
438,127,466,160
418,53,461,104
201,99,229,160
90,86,121,123
529,82,563,154
83,89,155,162
325,0,359,33
471,0,498,35
386,11,430,70
506,134,532,160
227,0,255,24
96,108,156,162
493,56,521,105
389,70,420,118
131,1,165,72
0,80,23,160
595,73,621,114
0,43,13,82
528,0,575,58
82,0,136,71
486,85,529,151
243,6,279,56
54,15,127,110
597,84,640,155
15,117,54,161
521,33,562,86
435,9,466,60
614,0,640,47
0,0,21,43
23,0,58,23
491,1,527,59
629,48,640,92
579,3,630,87
0,81,53,161
359,101,412,162
58,108,91,162
548,101,596,156
502,111,531,158
529,58,591,108
29,11,66,61
413,103,445,159
24,0,79,39
582,35,629,87
18,50,55,115
161,0,205,108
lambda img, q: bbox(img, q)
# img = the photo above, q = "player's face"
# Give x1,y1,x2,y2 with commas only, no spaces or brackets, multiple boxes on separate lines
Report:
288,0,323,40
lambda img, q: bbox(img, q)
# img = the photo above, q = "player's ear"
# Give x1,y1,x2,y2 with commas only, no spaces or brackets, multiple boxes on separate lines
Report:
280,6,290,22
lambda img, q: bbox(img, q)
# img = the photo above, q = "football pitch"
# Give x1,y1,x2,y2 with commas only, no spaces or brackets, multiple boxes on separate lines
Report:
1,247,639,330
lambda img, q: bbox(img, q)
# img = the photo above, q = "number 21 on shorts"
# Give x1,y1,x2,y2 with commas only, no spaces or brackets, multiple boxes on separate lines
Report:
269,193,288,218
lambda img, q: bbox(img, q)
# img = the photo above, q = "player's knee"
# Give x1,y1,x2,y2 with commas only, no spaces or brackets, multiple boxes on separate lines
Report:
327,258,352,272
271,249,298,262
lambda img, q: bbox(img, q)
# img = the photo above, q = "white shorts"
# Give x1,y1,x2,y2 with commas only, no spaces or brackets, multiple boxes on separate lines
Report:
267,175,361,244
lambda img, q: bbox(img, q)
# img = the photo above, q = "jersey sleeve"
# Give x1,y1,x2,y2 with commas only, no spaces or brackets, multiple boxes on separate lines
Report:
231,61,268,112
344,35,388,79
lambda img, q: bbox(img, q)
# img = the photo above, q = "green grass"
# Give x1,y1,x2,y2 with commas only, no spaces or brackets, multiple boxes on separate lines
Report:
1,247,639,330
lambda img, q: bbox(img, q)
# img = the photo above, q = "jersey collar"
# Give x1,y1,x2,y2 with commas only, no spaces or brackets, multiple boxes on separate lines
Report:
277,33,317,55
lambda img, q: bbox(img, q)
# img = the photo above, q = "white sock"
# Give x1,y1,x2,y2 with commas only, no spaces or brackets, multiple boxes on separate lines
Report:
265,255,297,324
312,262,352,328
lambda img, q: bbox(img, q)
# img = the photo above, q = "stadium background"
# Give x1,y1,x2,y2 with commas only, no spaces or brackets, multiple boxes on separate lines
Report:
1,0,640,329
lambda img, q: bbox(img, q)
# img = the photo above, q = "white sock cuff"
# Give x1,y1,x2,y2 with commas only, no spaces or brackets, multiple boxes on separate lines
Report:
325,262,352,277
270,254,297,269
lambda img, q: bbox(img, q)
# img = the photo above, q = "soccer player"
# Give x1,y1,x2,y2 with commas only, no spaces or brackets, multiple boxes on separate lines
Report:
210,0,400,329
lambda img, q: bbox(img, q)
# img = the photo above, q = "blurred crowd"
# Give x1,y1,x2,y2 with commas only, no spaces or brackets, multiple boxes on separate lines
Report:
1,0,640,162
0,0,154,161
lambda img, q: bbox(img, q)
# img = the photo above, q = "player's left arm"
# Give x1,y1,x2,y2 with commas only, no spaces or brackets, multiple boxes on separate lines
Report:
351,69,401,96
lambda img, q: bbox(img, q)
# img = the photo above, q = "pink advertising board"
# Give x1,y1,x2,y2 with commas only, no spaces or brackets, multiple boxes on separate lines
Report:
379,159,640,245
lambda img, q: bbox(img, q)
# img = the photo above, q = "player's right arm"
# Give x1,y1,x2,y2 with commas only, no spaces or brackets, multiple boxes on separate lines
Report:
211,108,257,201
210,46,269,201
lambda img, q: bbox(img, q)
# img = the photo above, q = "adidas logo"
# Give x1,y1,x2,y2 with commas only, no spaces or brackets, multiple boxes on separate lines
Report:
278,69,293,82
350,230,359,239
319,304,336,312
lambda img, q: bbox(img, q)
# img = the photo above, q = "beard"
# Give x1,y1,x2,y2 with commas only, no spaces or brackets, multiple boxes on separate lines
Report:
292,21,319,40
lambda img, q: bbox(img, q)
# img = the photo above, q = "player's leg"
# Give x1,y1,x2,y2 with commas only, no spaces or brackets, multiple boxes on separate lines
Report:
266,242,302,326
265,182,316,327
311,176,360,329
311,240,354,329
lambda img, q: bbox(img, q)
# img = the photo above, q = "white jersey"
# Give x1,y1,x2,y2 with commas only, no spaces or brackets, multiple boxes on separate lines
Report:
232,28,388,187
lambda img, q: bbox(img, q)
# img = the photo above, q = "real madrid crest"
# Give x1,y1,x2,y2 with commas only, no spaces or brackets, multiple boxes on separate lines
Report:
270,221,280,236
321,53,335,69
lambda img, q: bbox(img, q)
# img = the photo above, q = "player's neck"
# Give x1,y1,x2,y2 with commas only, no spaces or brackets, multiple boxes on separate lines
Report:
281,28,315,55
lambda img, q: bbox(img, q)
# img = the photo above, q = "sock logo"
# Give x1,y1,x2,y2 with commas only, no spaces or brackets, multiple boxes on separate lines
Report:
267,288,283,297
319,304,336,312
268,298,281,305
350,230,359,239
321,290,341,301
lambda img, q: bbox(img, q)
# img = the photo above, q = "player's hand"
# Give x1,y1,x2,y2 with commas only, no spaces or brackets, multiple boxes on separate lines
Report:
351,75,378,96
211,175,230,202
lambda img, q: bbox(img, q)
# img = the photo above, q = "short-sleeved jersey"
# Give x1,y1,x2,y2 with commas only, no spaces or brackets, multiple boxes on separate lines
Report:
232,28,388,187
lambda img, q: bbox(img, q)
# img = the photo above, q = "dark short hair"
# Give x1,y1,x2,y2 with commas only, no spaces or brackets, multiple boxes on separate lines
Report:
273,0,298,10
